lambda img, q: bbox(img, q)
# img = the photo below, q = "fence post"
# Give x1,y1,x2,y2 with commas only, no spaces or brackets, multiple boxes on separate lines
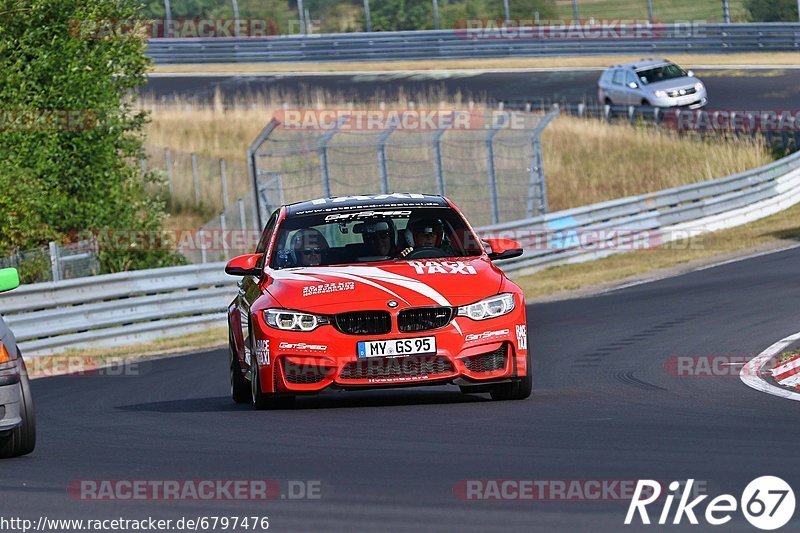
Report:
722,0,731,23
199,230,208,264
646,0,653,21
238,198,247,231
527,108,559,217
484,115,506,225
192,152,201,207
48,241,61,282
432,112,458,196
220,159,229,210
140,157,148,178
377,125,396,194
165,148,174,197
220,213,229,260
363,0,371,31
318,115,350,198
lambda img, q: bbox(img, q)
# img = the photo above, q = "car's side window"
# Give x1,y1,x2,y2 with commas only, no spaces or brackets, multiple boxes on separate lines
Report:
255,210,279,269
612,70,624,85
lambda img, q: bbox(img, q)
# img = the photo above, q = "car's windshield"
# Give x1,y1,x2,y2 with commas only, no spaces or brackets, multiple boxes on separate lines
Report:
270,207,482,269
636,63,687,85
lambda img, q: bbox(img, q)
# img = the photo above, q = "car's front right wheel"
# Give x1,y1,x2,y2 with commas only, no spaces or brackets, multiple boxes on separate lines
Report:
0,359,36,458
489,350,532,401
250,358,294,410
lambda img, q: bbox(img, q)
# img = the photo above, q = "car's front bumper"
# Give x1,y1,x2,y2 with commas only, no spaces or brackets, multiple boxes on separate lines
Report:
0,381,22,432
252,307,529,395
650,91,707,109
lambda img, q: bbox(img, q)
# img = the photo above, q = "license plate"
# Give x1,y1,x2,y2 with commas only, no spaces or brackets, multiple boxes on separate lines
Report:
357,337,436,358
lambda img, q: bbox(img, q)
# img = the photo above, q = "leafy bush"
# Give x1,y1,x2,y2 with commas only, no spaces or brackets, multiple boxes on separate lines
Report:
744,0,798,21
0,0,184,273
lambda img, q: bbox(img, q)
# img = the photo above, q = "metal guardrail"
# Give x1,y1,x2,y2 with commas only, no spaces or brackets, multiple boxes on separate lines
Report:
147,23,800,64
482,149,800,275
1,263,234,355
4,148,800,354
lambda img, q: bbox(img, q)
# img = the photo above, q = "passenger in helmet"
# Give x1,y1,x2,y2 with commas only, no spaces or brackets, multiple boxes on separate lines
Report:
361,219,397,257
290,228,329,266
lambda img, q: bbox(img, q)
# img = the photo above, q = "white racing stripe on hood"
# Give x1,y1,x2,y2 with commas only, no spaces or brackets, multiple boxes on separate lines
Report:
270,269,325,283
310,266,452,307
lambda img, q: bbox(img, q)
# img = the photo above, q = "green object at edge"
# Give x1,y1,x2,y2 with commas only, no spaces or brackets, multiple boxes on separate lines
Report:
0,268,20,292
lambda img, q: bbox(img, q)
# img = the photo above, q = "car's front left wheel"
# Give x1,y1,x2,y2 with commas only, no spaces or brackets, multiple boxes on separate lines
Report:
489,350,532,401
229,330,250,404
0,359,36,458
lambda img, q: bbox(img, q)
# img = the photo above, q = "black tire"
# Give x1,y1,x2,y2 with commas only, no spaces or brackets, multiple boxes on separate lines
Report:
604,97,613,106
641,99,651,106
229,330,250,404
251,358,294,410
0,359,36,458
489,350,532,401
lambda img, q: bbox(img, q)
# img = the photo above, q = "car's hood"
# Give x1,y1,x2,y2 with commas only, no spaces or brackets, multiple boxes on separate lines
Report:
644,76,701,92
265,258,503,312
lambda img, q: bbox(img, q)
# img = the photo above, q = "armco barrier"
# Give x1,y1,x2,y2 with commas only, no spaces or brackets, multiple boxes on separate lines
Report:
146,23,800,64
3,149,800,354
2,263,234,356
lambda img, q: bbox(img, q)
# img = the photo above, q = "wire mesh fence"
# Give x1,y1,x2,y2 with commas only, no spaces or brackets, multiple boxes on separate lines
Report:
144,145,250,216
0,239,99,284
249,108,560,231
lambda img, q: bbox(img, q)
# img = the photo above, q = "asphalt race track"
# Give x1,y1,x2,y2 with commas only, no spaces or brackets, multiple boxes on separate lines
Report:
3,246,800,531
142,69,800,111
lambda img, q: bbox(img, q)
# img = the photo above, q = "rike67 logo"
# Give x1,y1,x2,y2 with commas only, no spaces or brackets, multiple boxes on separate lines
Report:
625,477,795,530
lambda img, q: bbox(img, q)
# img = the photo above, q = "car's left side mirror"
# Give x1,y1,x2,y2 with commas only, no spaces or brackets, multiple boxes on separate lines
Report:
483,238,523,261
627,81,639,89
0,268,19,292
687,70,694,77
225,254,263,277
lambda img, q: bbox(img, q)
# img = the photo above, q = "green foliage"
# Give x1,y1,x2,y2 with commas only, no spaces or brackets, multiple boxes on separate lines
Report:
744,0,798,21
0,0,183,273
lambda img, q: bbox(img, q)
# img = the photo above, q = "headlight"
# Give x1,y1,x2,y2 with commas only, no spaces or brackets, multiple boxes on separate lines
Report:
654,90,668,98
264,309,330,331
457,293,515,321
694,82,703,91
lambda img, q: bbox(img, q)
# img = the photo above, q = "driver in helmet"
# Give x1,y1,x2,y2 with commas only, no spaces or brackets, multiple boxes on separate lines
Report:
399,217,446,258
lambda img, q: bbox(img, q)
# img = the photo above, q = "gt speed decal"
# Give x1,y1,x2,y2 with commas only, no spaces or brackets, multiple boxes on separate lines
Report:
516,325,528,350
255,339,270,365
278,342,327,352
324,210,411,222
465,329,510,342
302,281,355,297
409,261,477,275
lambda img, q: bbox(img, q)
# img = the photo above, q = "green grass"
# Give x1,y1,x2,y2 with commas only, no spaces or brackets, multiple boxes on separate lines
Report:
553,0,748,22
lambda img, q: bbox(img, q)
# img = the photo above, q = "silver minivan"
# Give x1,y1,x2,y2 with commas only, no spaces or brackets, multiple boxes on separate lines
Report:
597,58,707,109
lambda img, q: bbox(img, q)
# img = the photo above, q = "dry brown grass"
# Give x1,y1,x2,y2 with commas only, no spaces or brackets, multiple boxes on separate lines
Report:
143,95,771,218
150,53,800,73
542,115,772,210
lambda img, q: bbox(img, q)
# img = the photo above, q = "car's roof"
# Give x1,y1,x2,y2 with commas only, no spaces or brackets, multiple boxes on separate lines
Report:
286,193,449,217
607,58,672,71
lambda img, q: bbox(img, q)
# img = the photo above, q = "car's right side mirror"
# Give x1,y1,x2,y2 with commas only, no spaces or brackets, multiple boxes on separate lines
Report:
687,70,695,77
225,254,263,277
483,239,523,261
627,81,639,89
0,268,19,292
